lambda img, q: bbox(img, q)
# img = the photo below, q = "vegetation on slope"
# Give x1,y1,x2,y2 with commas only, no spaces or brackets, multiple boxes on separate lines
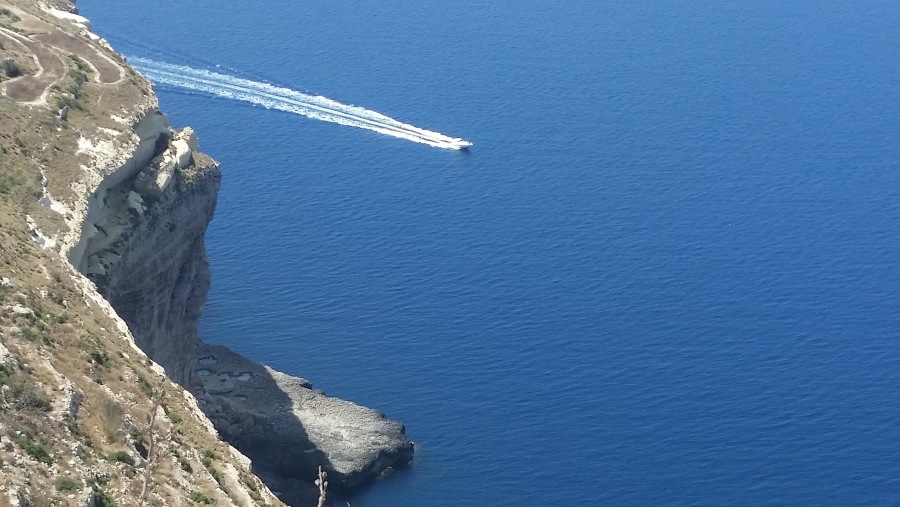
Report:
0,1,284,505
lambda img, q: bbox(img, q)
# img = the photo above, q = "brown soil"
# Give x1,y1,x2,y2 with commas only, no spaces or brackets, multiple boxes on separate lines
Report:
34,29,122,83
1,29,64,103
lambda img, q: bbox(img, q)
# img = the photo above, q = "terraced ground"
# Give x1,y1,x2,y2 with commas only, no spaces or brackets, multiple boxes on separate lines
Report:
0,1,124,104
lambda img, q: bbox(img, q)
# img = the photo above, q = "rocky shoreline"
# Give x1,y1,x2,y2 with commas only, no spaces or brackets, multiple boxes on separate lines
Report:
65,38,414,507
1,0,413,504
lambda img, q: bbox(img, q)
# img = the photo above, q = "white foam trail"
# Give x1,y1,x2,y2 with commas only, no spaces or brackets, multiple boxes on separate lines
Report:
128,57,472,150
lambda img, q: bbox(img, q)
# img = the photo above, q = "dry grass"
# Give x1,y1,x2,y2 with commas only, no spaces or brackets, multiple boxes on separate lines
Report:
98,394,125,443
0,4,288,505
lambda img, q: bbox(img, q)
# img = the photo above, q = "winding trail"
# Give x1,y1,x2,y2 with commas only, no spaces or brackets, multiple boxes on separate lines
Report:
0,2,126,105
0,28,65,103
33,29,124,84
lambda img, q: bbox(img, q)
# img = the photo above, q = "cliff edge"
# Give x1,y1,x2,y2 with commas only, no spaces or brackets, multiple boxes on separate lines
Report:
0,1,412,505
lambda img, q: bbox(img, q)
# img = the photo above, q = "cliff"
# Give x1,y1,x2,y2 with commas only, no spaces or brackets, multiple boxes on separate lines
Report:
0,1,412,505
64,112,217,387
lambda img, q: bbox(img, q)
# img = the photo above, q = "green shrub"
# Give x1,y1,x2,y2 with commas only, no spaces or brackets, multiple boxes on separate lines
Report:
135,371,153,396
178,454,193,473
0,365,51,411
93,488,117,507
54,476,82,493
1,58,21,78
190,492,216,505
0,173,24,194
69,54,93,75
90,350,110,366
106,450,135,466
9,434,53,464
200,449,215,468
21,326,53,346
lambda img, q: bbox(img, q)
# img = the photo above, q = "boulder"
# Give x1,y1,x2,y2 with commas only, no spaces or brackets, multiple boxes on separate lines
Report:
192,344,414,493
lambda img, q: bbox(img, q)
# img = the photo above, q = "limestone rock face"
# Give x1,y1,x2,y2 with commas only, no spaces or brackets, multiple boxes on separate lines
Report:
192,344,414,504
72,123,220,385
67,113,414,505
133,127,196,197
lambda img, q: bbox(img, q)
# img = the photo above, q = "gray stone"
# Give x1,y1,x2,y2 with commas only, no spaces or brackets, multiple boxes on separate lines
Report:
192,344,414,490
76,114,414,503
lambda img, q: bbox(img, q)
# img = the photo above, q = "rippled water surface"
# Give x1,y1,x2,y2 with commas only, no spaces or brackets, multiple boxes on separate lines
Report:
78,1,900,504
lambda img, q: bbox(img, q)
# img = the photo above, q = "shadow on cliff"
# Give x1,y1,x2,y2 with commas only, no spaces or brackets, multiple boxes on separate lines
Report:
190,342,336,506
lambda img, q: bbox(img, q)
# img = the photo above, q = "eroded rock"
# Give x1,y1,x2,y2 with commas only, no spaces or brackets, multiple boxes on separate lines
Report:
192,344,414,500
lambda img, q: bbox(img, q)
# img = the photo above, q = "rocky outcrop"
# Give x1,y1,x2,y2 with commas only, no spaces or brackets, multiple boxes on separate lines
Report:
4,1,416,502
59,51,412,507
192,344,414,504
66,112,218,385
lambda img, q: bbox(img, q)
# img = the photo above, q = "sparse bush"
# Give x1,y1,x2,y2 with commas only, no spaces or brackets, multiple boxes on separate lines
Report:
93,488,117,507
0,173,25,195
208,466,224,486
1,59,21,78
135,371,153,396
68,68,87,89
169,411,183,424
54,476,82,493
21,326,53,346
179,456,193,472
190,492,216,505
241,472,263,502
56,94,80,111
69,54,93,75
201,451,225,489
90,350,110,366
106,450,135,466
0,364,51,411
9,433,52,464
200,450,214,468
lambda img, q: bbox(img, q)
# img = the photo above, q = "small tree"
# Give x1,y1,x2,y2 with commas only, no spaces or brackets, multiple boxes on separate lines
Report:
2,59,21,78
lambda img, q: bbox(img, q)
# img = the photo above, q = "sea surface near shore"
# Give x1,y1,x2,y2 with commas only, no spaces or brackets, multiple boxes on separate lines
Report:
78,1,900,505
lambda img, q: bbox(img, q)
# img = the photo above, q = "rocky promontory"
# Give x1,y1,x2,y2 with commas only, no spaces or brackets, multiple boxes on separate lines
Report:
0,0,412,505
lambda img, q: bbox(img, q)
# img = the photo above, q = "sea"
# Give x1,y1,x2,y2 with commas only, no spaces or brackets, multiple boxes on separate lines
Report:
76,1,900,505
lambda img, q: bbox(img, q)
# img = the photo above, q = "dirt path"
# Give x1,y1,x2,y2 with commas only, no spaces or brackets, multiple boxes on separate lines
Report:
0,1,126,104
34,29,123,84
1,28,65,104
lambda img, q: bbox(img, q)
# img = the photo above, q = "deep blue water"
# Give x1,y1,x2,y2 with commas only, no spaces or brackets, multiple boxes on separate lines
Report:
78,1,900,505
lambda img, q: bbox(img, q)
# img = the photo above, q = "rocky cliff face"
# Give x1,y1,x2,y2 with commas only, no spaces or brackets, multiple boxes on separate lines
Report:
68,109,415,504
68,115,220,386
192,344,414,505
0,2,415,505
0,2,283,497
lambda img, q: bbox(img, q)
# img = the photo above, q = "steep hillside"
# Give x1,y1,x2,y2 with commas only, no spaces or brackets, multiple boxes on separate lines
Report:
0,1,411,505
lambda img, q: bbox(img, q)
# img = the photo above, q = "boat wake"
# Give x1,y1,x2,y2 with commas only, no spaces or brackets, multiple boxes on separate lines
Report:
128,57,472,150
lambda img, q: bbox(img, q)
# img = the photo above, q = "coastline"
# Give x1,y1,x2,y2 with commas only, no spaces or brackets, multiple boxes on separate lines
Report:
0,1,413,505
